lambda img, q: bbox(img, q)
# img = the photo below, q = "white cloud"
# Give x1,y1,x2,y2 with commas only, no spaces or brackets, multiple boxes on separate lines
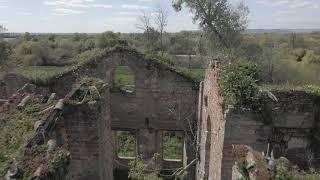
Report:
121,4,149,10
44,0,113,16
44,0,90,8
91,4,112,8
0,20,8,24
272,10,294,17
0,5,8,8
256,0,317,9
16,12,33,16
118,11,139,16
53,8,85,15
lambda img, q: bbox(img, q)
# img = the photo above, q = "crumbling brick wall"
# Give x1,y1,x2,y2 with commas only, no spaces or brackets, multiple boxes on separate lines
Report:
50,51,199,179
57,92,113,180
196,61,226,180
197,61,320,180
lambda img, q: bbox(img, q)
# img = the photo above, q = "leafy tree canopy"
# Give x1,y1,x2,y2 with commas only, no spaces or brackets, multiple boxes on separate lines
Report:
173,0,249,49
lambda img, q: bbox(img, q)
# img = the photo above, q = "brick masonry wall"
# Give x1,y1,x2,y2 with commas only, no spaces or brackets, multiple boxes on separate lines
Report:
196,61,226,180
197,61,320,180
222,111,270,179
50,51,198,179
58,91,113,180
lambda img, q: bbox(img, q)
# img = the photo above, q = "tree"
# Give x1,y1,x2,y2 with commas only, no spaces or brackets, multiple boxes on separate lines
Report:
154,6,168,53
0,24,7,34
23,32,32,41
0,25,10,66
173,0,249,50
136,11,159,50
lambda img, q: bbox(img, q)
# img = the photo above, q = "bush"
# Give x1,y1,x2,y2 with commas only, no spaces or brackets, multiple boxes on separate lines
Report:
292,48,306,62
96,31,120,49
0,40,11,66
221,60,273,124
128,154,162,180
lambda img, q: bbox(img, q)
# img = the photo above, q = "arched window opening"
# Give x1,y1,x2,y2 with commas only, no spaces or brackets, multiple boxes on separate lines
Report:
163,131,183,161
112,66,135,93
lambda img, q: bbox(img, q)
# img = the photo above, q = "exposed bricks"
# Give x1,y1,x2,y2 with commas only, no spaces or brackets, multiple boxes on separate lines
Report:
197,61,320,180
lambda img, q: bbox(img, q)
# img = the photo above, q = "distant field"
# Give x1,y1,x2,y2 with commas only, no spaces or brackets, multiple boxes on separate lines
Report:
174,55,209,69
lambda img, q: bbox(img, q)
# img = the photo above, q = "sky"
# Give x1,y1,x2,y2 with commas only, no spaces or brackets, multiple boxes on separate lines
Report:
0,0,319,33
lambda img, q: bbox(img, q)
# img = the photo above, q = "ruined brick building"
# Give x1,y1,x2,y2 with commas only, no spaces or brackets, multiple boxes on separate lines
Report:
196,61,320,180
1,48,199,180
1,48,320,180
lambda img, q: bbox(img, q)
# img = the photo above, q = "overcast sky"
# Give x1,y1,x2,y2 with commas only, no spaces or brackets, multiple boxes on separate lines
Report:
0,0,319,33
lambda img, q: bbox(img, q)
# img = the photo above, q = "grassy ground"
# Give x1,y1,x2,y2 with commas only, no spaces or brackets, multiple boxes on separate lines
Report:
0,97,44,176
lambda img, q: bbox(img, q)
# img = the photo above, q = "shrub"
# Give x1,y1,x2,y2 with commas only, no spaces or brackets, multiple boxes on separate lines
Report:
221,60,274,124
128,153,162,180
96,31,120,49
292,48,306,62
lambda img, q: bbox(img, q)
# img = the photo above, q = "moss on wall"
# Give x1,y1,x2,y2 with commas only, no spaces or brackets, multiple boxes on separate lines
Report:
14,46,201,86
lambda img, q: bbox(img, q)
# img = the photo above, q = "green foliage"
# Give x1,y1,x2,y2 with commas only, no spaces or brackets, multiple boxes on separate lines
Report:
276,166,295,180
69,76,107,104
167,32,196,55
113,66,135,92
163,132,183,160
128,153,162,180
117,131,136,158
291,48,306,62
48,149,69,179
221,60,274,124
0,97,43,176
15,66,72,85
0,40,11,66
264,84,320,96
96,31,120,49
145,51,175,67
23,32,32,41
173,0,249,49
305,172,320,180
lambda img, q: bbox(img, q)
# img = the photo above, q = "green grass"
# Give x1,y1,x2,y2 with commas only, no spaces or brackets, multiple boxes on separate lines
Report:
264,84,320,95
0,97,43,176
15,66,72,85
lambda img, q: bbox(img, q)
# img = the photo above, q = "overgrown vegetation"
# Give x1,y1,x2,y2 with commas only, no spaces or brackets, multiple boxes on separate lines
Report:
163,131,183,160
221,60,274,124
117,131,136,158
264,84,320,96
128,153,162,180
69,76,107,104
0,97,43,176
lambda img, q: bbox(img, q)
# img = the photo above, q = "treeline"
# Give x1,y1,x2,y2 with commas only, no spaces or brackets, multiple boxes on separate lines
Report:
123,31,320,85
0,31,125,68
1,29,320,85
